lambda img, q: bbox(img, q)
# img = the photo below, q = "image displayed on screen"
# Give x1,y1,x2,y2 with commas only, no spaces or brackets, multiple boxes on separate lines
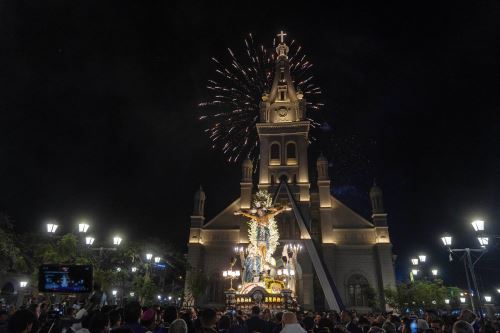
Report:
39,265,93,293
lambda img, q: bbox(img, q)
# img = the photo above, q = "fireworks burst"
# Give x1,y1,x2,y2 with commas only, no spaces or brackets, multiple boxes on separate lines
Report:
199,33,324,163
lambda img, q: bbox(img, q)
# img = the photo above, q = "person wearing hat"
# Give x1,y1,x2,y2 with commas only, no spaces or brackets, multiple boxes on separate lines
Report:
141,309,157,333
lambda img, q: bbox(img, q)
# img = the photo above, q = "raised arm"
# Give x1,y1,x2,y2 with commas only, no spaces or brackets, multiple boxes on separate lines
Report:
234,210,256,219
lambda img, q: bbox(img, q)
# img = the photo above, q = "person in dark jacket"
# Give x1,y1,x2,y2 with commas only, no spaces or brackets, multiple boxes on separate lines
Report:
340,311,362,333
245,307,268,333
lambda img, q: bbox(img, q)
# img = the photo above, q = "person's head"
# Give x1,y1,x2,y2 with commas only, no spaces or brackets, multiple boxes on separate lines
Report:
303,316,314,331
383,322,397,333
430,320,443,333
317,318,332,330
340,310,353,324
200,309,217,328
251,306,260,316
89,311,110,333
275,312,283,324
169,319,188,333
262,308,271,321
219,315,231,330
367,327,385,333
0,310,9,322
28,303,41,319
109,309,121,328
458,310,476,324
124,301,142,324
141,309,156,330
8,310,37,333
453,321,474,333
282,312,298,326
164,306,178,325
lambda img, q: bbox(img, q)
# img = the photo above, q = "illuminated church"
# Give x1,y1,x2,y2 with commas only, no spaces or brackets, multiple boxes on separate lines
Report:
185,33,396,311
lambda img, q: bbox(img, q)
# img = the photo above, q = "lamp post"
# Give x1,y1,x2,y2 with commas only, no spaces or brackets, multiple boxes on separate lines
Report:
46,223,58,233
78,222,90,233
441,231,486,317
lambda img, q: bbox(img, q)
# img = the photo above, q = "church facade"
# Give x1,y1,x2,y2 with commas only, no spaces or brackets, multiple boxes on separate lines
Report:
185,36,396,311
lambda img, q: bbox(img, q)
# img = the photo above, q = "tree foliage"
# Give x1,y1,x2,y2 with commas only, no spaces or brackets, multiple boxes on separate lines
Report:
185,268,208,306
385,280,456,312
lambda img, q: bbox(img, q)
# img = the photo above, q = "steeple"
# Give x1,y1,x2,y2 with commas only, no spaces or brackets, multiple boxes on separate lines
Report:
370,180,388,227
259,31,306,123
369,180,384,214
256,31,310,202
193,186,206,217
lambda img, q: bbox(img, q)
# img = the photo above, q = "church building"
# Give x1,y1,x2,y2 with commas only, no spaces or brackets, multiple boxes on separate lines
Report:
185,34,396,311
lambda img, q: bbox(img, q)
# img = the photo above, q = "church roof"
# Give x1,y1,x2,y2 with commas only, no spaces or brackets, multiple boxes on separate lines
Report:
203,198,246,229
201,194,374,230
330,195,374,228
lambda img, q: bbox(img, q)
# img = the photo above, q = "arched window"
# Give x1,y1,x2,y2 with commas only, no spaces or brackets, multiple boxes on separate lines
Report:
270,143,281,164
286,142,297,165
347,274,370,307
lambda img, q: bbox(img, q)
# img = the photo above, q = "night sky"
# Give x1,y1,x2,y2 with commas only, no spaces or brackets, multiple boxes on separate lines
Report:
1,1,499,291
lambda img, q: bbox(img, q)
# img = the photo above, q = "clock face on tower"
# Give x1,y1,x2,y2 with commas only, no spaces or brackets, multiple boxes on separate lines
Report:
278,107,288,118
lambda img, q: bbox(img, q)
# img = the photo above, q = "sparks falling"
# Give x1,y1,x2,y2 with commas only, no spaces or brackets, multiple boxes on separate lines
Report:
199,33,324,163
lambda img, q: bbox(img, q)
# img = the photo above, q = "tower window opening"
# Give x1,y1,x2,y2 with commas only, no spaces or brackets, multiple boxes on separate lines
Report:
280,91,285,100
280,70,284,81
270,143,281,164
286,142,297,165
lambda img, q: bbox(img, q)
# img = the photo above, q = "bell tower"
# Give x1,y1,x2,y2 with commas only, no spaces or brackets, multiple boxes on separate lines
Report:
256,31,310,201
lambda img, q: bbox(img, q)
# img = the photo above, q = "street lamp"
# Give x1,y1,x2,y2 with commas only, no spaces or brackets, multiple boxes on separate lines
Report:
168,296,172,301
157,295,162,300
116,267,121,272
113,236,122,246
431,269,439,276
444,299,450,304
85,236,95,245
411,269,419,276
441,234,452,246
484,295,492,303
78,222,90,233
112,290,118,296
460,297,466,303
497,289,500,294
471,220,485,232
19,281,28,288
477,237,489,247
46,223,58,233
129,292,135,297
154,256,161,263
411,258,419,265
418,254,427,263
131,267,137,272
146,253,153,261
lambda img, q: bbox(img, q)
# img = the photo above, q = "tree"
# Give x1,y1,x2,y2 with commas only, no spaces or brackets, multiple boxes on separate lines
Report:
0,213,29,273
185,268,208,307
385,280,452,312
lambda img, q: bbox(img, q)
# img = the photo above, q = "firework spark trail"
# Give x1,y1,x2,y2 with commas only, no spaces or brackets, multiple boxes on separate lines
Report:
199,33,324,163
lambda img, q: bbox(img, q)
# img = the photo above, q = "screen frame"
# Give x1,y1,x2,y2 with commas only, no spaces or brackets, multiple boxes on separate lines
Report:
38,264,93,294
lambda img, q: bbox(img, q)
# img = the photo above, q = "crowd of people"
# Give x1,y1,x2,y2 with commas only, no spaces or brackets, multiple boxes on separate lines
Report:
1,302,498,333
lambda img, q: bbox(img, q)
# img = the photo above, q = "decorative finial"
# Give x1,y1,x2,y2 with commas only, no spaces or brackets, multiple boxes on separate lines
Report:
278,30,287,44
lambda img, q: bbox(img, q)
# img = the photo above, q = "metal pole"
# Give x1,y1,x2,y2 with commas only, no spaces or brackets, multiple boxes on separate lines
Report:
465,248,483,318
463,255,476,313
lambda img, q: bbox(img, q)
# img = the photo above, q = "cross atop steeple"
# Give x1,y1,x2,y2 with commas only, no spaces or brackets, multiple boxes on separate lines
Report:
277,30,287,43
